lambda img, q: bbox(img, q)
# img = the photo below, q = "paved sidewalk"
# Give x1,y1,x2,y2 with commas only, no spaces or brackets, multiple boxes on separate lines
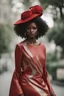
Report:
0,72,13,96
52,84,64,96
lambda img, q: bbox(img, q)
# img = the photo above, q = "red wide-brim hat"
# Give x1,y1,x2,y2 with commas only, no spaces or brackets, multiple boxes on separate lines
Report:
14,5,43,25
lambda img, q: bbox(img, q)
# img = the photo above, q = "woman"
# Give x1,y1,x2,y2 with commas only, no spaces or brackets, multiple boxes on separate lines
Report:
9,5,56,96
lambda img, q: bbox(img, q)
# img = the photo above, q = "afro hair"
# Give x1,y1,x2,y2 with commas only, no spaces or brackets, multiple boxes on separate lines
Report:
14,17,49,38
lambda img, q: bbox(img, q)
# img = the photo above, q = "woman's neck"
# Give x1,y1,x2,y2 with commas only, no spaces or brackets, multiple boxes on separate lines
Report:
26,37,37,44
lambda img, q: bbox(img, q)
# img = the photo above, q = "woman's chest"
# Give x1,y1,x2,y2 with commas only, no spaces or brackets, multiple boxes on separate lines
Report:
22,44,45,63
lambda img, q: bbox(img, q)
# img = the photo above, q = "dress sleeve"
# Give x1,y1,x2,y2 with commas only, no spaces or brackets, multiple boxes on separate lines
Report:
43,46,56,96
9,44,23,96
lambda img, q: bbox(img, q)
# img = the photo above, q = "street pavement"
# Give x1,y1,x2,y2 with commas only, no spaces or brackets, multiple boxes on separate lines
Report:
0,72,64,96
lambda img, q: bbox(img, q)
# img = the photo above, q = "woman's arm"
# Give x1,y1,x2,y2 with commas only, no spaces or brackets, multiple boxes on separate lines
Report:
9,44,23,96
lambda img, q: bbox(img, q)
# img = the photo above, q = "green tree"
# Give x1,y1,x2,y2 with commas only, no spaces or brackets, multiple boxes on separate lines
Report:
0,24,12,58
21,0,64,20
22,0,31,8
39,0,64,20
47,20,64,58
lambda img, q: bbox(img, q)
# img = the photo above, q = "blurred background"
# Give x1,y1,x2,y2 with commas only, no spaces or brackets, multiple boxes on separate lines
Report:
0,0,64,96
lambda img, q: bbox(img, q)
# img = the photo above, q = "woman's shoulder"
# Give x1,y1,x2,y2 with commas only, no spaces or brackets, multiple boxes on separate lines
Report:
16,40,26,47
40,43,46,50
40,42,45,47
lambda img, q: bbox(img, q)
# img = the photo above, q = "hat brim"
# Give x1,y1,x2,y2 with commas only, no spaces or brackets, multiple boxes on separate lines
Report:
14,14,40,25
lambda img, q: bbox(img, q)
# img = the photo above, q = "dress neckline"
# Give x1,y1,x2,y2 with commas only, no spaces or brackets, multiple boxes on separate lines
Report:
26,42,41,47
22,40,41,47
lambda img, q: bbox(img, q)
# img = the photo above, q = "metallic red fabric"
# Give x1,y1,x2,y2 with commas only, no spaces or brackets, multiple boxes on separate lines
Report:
9,42,55,96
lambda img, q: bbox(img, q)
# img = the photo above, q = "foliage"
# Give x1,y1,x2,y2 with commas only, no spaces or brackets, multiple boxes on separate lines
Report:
22,0,31,8
39,0,64,8
0,0,13,24
47,60,64,80
0,63,8,74
46,51,64,80
0,24,12,58
39,0,64,20
47,20,64,57
46,52,58,80
46,52,58,62
47,62,58,80
21,0,64,20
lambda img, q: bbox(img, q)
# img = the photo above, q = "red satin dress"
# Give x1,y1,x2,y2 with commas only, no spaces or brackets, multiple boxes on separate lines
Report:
9,41,55,96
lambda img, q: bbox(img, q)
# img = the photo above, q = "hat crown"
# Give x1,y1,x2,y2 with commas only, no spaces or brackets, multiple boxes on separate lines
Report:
30,5,43,15
21,5,43,20
21,10,32,20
